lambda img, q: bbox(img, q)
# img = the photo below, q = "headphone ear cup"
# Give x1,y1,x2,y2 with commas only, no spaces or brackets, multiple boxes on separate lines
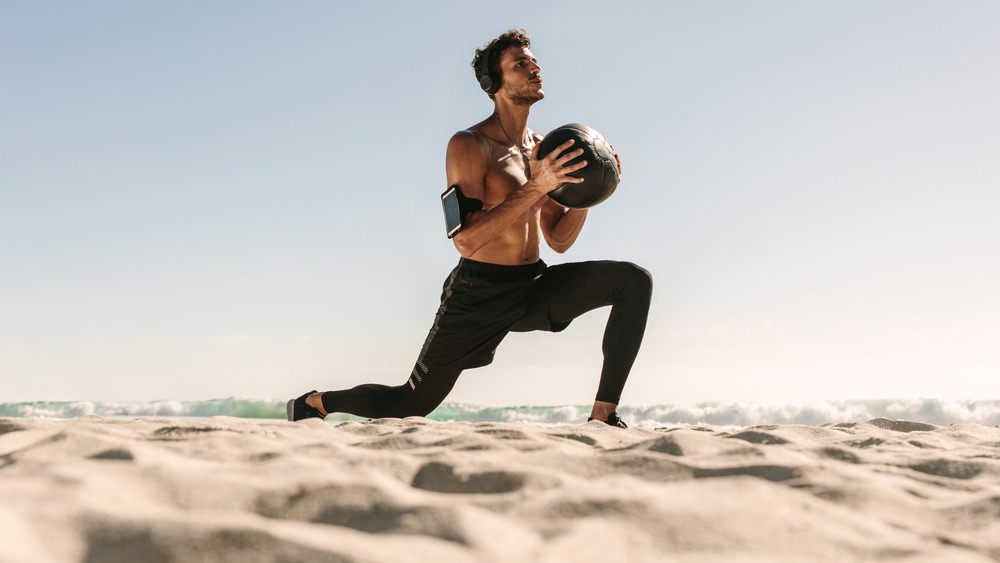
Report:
478,73,494,93
477,48,499,95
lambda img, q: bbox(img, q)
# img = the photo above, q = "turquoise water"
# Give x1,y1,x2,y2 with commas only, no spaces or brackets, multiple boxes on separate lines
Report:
2,397,999,428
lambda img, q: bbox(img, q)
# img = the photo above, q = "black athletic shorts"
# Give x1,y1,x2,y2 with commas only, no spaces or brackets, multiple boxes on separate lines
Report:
411,258,572,379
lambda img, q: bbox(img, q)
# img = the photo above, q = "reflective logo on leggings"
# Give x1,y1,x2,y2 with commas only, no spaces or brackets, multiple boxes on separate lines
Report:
408,361,428,390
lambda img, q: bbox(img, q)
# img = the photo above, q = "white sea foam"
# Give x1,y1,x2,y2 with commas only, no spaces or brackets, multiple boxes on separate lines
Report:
3,397,999,428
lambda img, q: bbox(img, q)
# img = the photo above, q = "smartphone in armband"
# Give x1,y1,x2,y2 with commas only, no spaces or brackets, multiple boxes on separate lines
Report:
441,186,463,238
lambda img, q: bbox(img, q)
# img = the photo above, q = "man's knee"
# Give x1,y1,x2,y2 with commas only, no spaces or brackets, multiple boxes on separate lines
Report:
403,395,444,418
378,388,438,418
614,261,653,298
396,369,459,418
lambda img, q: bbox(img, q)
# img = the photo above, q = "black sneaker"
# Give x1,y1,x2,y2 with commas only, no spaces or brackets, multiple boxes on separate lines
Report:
286,390,325,421
588,412,628,428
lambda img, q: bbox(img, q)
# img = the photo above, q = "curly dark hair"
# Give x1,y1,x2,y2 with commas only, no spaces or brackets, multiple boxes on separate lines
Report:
471,29,532,99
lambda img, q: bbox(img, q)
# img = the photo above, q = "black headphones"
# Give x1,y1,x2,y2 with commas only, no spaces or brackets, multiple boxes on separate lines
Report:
476,48,500,95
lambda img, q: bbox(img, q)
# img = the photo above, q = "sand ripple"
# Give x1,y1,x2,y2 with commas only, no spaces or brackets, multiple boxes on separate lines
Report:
2,416,999,562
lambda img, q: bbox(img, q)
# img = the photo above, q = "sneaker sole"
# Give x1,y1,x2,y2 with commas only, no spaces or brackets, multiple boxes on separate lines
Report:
285,399,295,422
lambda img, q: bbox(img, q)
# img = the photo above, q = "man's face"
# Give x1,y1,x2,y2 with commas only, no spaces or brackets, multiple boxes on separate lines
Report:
498,46,543,105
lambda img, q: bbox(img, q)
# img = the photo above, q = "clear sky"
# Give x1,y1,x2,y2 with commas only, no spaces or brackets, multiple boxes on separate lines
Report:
2,1,998,406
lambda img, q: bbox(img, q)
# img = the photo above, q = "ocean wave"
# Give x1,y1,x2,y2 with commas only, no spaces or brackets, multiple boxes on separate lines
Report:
0,397,286,420
2,397,999,428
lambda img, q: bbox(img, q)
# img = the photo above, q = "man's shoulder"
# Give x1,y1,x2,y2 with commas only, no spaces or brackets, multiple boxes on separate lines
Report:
452,115,506,146
451,127,480,142
448,128,490,156
446,128,491,177
453,119,494,140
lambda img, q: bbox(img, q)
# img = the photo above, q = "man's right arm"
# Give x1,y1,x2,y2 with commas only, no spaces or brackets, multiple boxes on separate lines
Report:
445,131,585,258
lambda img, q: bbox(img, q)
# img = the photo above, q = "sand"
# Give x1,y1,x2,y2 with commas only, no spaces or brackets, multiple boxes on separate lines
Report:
1,416,999,563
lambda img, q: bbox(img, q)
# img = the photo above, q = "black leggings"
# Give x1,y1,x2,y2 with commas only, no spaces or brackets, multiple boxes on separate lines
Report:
321,259,652,418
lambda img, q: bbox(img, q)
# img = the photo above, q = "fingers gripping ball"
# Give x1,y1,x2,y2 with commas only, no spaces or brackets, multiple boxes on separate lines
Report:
537,123,620,209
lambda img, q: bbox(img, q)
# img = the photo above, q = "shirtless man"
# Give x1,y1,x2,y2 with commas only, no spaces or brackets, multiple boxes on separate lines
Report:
287,29,652,427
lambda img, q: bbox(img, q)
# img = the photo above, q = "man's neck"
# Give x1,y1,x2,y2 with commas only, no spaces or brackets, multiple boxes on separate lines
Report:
493,100,531,146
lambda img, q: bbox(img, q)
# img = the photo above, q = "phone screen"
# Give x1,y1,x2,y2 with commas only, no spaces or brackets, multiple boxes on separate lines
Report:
441,186,463,238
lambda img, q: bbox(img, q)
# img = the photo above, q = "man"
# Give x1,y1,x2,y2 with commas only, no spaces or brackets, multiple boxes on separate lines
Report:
287,29,651,427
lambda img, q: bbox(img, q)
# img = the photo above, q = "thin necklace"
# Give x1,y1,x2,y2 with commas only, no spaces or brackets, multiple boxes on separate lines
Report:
494,113,530,171
494,113,529,153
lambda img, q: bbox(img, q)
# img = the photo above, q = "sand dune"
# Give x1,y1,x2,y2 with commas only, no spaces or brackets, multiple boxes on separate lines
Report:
1,416,999,562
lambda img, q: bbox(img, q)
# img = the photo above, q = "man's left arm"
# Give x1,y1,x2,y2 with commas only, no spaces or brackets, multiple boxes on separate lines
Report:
538,142,622,254
540,200,588,253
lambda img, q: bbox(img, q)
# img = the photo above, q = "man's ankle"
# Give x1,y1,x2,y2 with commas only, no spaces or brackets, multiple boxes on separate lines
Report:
589,400,617,422
306,392,329,416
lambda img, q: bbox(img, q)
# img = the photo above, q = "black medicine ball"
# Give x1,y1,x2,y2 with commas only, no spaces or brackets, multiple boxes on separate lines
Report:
536,123,620,209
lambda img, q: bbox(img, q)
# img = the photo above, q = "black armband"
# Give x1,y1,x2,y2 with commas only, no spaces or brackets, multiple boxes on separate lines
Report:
440,185,484,239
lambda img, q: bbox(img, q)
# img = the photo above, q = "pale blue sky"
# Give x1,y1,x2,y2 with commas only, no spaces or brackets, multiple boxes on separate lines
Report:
2,1,998,406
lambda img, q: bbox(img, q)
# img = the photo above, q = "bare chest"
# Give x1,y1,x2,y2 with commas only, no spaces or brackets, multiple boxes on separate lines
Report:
483,148,532,207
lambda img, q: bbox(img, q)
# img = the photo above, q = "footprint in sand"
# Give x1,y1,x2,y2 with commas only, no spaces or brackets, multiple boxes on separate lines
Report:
411,461,560,494
88,448,135,461
909,459,985,480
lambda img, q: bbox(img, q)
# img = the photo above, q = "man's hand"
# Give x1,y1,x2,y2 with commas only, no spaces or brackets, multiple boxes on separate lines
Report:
528,139,587,194
610,144,622,175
